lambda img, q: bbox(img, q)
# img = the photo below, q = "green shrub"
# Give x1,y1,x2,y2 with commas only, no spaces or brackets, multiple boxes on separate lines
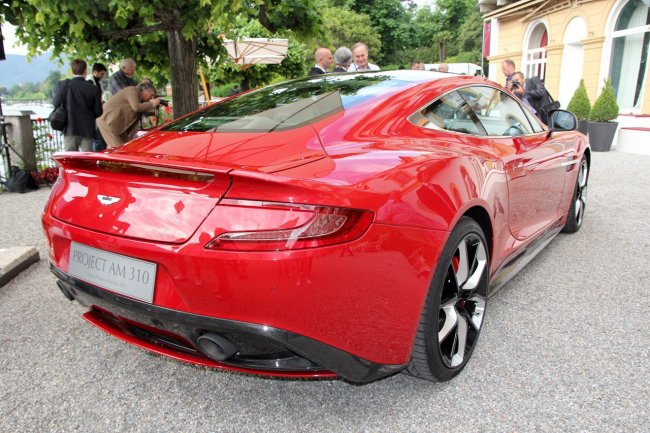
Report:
589,79,619,122
211,82,240,98
566,79,591,120
445,51,481,64
381,64,405,71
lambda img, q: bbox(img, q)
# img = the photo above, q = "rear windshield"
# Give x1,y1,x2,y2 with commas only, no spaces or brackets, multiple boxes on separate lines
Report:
163,74,409,133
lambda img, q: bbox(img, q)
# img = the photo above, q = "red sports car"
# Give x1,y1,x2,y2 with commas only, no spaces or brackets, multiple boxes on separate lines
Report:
43,71,589,383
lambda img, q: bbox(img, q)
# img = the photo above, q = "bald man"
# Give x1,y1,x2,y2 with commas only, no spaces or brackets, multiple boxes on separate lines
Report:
502,59,516,87
309,48,333,76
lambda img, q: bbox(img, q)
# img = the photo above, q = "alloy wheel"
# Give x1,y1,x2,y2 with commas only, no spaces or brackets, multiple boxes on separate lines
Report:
438,233,488,368
574,159,588,227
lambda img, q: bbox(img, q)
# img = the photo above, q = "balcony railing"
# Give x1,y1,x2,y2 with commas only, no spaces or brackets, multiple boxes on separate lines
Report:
32,118,64,169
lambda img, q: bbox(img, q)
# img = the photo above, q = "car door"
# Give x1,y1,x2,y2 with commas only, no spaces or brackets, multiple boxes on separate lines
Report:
458,86,568,240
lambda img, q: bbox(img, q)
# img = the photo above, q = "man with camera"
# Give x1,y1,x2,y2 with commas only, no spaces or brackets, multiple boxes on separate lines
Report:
508,71,556,124
96,82,161,148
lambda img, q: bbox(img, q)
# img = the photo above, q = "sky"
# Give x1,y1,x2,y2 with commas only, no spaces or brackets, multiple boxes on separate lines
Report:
2,24,27,56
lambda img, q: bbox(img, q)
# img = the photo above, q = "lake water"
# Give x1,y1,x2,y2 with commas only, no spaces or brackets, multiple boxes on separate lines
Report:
2,102,54,119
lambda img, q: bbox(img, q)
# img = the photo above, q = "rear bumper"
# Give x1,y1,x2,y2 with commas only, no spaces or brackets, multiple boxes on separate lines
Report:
51,264,405,383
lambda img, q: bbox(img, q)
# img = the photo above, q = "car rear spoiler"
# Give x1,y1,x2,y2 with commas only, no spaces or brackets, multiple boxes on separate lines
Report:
51,151,234,176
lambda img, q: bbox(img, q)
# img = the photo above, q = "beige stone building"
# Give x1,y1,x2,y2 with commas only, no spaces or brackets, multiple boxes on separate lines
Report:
480,0,650,117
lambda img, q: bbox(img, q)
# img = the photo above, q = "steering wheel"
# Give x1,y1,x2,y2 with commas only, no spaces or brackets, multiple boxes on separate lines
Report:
503,115,526,136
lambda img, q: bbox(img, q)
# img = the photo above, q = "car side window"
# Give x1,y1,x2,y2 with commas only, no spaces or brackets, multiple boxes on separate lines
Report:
522,104,545,132
409,91,485,135
458,86,536,137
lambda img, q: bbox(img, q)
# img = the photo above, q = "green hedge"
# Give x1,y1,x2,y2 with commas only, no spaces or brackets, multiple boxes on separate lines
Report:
589,79,619,122
566,79,591,120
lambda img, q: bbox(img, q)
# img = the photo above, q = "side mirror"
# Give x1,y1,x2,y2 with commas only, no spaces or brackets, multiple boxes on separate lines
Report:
548,109,577,131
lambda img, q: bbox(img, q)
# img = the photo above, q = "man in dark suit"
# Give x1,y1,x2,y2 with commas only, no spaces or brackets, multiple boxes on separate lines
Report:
89,63,108,97
509,71,554,124
308,48,333,76
108,58,137,95
332,46,352,73
502,59,516,87
52,59,103,152
88,63,108,151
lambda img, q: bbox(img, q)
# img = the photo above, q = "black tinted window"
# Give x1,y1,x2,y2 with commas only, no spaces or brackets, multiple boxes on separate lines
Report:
163,75,408,133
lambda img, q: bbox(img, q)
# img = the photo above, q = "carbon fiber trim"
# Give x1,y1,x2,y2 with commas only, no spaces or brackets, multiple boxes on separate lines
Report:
50,264,406,383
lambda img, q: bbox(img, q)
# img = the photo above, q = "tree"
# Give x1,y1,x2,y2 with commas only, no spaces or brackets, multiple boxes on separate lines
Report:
40,70,63,98
337,0,412,64
415,0,480,62
321,6,380,58
589,79,619,122
455,0,484,58
567,79,591,120
2,0,322,117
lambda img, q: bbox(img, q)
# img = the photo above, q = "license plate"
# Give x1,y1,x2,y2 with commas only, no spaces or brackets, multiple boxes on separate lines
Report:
68,242,157,303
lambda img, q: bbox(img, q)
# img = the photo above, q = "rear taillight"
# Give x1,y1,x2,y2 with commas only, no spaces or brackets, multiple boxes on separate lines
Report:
205,199,374,251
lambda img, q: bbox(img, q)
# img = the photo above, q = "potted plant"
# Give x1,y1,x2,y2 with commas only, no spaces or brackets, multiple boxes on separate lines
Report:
588,79,619,151
566,79,591,135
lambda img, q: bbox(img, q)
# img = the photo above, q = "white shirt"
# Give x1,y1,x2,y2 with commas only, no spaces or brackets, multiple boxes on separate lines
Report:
348,62,380,72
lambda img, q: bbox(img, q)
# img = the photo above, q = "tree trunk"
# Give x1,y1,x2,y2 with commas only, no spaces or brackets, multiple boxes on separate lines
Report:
241,71,251,92
167,30,198,119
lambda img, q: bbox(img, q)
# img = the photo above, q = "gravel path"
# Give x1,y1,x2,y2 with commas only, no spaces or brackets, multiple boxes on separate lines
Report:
1,151,648,433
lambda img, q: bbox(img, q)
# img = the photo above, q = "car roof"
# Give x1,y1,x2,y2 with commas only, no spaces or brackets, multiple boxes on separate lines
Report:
296,69,454,85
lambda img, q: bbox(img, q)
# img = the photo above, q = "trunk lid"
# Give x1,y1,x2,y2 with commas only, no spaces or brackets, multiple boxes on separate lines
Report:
49,127,325,243
49,152,232,243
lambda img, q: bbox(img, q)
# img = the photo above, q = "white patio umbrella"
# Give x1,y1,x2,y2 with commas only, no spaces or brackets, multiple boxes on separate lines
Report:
223,38,289,70
199,38,289,101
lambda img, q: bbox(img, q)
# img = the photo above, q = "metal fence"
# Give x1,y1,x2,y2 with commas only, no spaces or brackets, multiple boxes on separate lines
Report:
32,118,64,168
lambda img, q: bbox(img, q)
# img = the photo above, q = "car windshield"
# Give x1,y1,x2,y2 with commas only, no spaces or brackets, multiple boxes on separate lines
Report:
163,74,408,133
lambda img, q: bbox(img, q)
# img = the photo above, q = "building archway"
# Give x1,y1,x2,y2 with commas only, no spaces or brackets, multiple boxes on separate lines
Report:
558,17,587,107
601,0,650,112
523,20,549,80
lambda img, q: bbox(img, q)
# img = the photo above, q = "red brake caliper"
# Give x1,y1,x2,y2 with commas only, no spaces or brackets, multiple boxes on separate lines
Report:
452,255,460,273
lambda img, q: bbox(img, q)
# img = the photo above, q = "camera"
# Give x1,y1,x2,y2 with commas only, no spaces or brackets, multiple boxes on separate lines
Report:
159,99,169,107
511,80,521,89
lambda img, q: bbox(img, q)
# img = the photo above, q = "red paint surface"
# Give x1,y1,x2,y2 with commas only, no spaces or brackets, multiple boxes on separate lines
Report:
43,73,588,373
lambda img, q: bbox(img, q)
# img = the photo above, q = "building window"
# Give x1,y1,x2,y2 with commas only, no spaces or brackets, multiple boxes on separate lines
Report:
524,22,548,81
609,0,650,111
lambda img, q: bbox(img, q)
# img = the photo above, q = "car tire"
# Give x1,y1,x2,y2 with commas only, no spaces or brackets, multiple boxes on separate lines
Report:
562,156,589,234
405,216,489,382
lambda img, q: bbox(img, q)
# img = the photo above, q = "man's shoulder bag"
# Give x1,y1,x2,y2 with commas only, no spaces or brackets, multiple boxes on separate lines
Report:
49,80,69,131
540,84,561,119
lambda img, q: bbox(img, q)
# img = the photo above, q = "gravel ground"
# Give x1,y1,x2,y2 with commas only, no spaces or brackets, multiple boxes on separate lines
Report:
0,151,648,433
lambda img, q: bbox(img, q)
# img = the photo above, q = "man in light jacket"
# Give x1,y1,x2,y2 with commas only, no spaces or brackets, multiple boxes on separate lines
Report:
97,82,161,148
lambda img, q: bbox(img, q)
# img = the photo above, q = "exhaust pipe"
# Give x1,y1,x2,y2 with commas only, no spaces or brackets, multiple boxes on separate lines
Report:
197,333,238,361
